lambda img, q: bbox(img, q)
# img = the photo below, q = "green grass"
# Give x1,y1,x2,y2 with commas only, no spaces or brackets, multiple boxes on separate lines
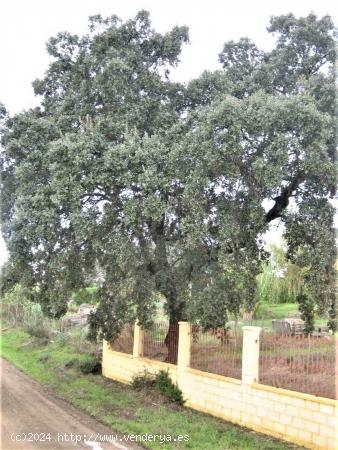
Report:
260,303,299,318
0,327,304,450
238,302,329,331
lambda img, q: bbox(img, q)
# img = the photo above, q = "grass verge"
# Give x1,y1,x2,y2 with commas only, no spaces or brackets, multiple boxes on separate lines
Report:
0,327,304,450
239,302,328,330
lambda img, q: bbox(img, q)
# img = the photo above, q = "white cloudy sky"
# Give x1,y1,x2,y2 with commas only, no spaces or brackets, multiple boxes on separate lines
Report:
0,0,336,264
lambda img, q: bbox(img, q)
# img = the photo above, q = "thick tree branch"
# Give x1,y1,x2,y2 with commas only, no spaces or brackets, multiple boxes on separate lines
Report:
265,172,304,223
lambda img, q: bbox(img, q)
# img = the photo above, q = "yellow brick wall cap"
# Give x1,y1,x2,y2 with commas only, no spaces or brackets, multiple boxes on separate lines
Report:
105,348,134,359
138,357,178,369
187,367,242,384
104,349,177,370
252,382,338,407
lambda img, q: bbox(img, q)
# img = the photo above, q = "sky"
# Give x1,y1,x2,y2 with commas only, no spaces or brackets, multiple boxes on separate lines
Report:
0,0,336,264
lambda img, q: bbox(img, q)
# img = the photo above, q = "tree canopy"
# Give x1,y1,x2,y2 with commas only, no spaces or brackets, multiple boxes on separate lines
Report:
1,11,336,349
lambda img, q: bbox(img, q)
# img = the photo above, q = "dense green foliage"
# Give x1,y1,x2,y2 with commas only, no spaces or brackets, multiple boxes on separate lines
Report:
132,369,185,405
72,285,98,306
155,370,185,405
0,283,30,304
131,370,157,390
1,11,336,346
78,357,102,374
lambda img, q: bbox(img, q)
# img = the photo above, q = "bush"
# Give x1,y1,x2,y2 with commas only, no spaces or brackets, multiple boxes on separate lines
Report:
132,369,185,405
56,332,68,347
1,284,31,304
24,324,50,340
155,370,185,405
1,284,33,325
298,293,315,334
65,357,101,374
22,302,51,339
132,370,156,389
23,302,44,325
78,358,101,374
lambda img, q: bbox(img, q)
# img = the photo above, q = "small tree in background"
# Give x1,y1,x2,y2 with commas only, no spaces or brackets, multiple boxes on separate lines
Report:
256,243,306,305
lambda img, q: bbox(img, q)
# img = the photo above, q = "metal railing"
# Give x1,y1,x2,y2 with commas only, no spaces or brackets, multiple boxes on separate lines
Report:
259,331,336,399
109,323,134,355
143,321,179,364
190,327,243,379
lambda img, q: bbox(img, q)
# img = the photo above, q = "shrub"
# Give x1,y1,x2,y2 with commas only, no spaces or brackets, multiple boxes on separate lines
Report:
56,332,68,347
23,302,44,326
298,293,315,334
1,285,33,325
22,302,51,339
1,284,31,304
155,370,185,405
132,370,156,389
78,358,101,374
64,357,101,374
132,369,185,405
24,324,50,340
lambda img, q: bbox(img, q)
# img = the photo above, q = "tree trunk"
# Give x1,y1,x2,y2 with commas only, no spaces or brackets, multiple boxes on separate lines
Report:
164,320,179,364
151,216,185,364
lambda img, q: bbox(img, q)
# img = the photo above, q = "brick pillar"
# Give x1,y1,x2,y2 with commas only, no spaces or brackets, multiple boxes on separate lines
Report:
335,333,338,400
242,326,261,384
102,339,108,359
133,321,144,358
334,400,338,450
177,322,191,369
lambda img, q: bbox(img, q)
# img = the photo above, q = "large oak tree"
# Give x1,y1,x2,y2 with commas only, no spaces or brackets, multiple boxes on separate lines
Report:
1,12,336,360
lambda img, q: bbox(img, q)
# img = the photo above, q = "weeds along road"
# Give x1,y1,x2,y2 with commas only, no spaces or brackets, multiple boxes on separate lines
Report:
0,358,139,450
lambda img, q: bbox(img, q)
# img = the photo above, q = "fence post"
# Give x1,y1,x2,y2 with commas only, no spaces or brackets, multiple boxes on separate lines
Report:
335,333,338,400
178,322,191,369
241,326,261,384
133,321,144,358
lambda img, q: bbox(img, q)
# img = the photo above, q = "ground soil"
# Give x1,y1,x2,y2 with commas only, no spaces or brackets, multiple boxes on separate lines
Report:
0,358,141,450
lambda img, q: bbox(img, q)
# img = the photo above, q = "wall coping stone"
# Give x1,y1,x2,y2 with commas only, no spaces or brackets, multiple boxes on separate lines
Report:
252,383,338,407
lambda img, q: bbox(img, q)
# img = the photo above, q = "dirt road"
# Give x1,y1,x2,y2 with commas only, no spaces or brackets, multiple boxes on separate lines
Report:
1,358,139,450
